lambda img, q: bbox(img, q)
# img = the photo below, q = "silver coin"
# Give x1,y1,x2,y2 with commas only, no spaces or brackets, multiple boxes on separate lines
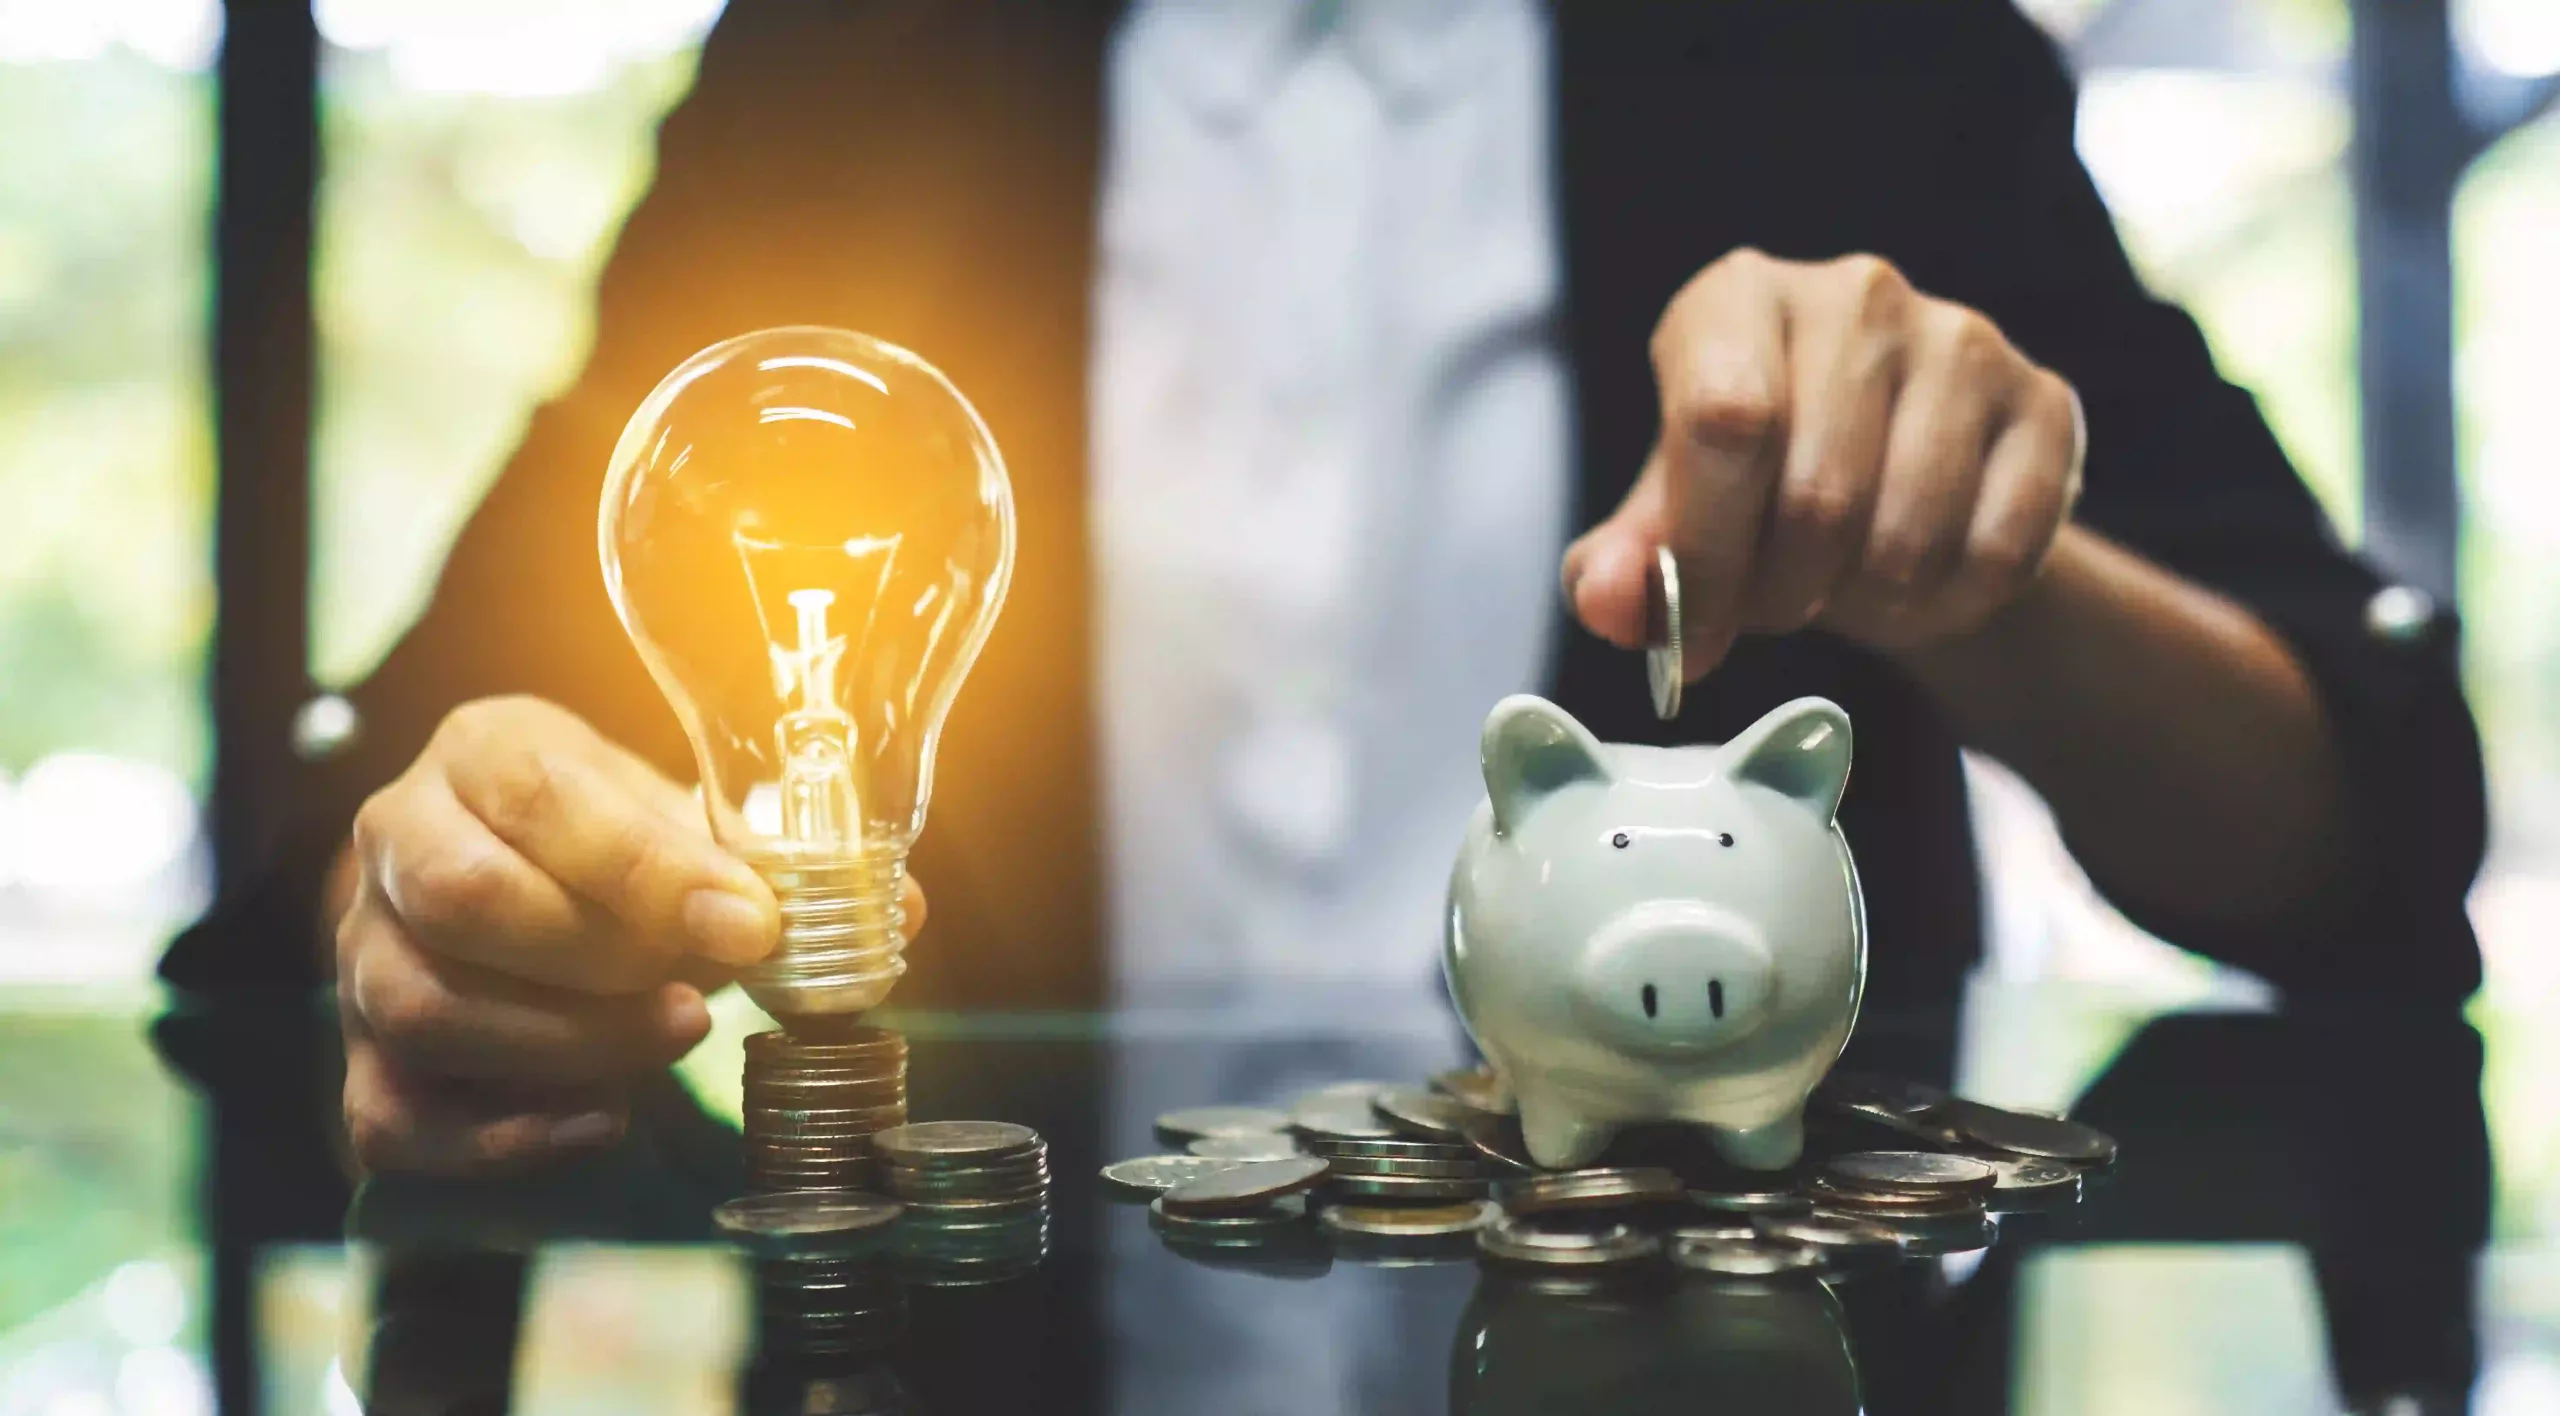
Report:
1458,1113,1539,1175
1940,1098,2119,1166
1476,1215,1660,1269
1155,1106,1292,1142
1813,1071,1950,1121
1648,544,1683,721
1371,1086,1471,1139
1687,1188,1816,1217
1302,1136,1476,1162
1669,1236,1824,1278
1983,1157,2083,1206
1150,1194,1309,1231
1497,1167,1685,1215
1824,1151,1999,1198
1429,1066,1515,1116
1318,1200,1497,1239
869,1122,1040,1168
713,1191,904,1255
1806,1180,1986,1219
1161,1156,1332,1214
1188,1133,1303,1161
1666,1222,1762,1245
1289,1091,1399,1140
1754,1213,1908,1266
1319,1155,1486,1179
1100,1155,1239,1198
1326,1173,1493,1201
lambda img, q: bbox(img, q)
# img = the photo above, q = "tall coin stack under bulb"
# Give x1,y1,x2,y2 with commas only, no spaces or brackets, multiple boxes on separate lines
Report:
742,1027,912,1194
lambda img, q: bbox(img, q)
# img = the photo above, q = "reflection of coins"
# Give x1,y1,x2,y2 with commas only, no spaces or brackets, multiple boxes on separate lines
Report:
1477,1215,1659,1270
1161,1156,1330,1214
1101,1156,1238,1199
1648,544,1684,721
1371,1086,1471,1139
1824,1151,1998,1199
1669,1236,1824,1278
1497,1167,1685,1216
1189,1133,1301,1161
1318,1200,1495,1239
1155,1106,1291,1143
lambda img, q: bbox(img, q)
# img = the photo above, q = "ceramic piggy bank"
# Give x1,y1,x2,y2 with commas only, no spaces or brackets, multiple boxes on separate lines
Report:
1443,695,1864,1170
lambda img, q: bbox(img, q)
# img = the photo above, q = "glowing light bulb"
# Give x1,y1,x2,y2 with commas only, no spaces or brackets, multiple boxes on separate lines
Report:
600,327,1015,1026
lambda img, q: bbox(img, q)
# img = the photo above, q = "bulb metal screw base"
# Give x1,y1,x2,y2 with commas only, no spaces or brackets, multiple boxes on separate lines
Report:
740,850,909,1024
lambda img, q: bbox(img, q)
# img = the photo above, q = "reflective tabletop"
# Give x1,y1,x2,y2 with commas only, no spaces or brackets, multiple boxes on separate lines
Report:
1,979,2537,1415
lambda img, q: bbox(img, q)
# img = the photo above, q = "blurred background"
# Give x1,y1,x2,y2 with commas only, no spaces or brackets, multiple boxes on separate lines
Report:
0,0,2553,1412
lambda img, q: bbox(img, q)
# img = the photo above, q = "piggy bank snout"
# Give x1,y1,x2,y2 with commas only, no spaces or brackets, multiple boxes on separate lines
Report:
1569,903,1775,1057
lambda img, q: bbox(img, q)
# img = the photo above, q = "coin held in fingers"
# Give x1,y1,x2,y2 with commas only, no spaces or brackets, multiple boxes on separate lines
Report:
1648,544,1683,721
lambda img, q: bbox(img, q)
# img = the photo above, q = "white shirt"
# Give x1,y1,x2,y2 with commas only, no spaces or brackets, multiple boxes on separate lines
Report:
1090,0,1569,1007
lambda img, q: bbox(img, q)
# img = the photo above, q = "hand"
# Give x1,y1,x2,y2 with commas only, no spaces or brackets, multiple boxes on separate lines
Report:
334,695,927,1173
1563,250,2086,675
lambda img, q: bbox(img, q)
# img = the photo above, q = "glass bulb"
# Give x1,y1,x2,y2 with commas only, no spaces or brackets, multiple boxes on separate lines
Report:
600,327,1015,1025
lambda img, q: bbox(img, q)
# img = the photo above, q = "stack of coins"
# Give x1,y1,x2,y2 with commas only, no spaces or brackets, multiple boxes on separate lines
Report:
1151,1158,1328,1251
742,1027,910,1194
1804,1150,1998,1254
873,1121,1051,1286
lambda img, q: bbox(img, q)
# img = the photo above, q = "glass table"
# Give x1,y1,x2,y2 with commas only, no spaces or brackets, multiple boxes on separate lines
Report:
0,971,2530,1415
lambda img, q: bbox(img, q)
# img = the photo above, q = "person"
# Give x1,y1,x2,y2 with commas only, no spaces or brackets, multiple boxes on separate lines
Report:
165,0,2486,1174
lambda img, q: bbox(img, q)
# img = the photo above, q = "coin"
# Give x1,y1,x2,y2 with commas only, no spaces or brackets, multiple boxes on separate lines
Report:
870,1121,1040,1168
1754,1213,1907,1267
1806,1180,1985,1218
1669,1236,1824,1278
1318,1200,1497,1239
1824,1152,1999,1198
1161,1156,1331,1214
1477,1215,1660,1269
1687,1188,1815,1218
713,1192,904,1256
1666,1222,1762,1245
1648,544,1683,720
1188,1133,1302,1161
1150,1194,1309,1234
1938,1098,2119,1166
1813,1071,1949,1121
1289,1091,1399,1140
1325,1173,1492,1201
1155,1106,1292,1143
1302,1136,1476,1162
1429,1065,1514,1116
1457,1112,1538,1175
1982,1157,2083,1207
1497,1167,1686,1216
1318,1155,1486,1179
1101,1155,1239,1199
1371,1086,1471,1139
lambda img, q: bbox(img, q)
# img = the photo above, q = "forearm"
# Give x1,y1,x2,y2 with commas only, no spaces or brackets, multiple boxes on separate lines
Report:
1893,523,2357,938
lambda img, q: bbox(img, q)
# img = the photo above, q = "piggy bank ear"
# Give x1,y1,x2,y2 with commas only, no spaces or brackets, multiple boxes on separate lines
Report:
1725,697,1853,822
1481,695,1612,836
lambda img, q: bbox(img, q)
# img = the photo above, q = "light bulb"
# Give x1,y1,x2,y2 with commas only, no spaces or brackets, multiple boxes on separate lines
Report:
600,326,1015,1028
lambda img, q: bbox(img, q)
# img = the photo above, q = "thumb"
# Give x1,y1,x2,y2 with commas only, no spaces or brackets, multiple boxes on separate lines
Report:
1562,448,1673,652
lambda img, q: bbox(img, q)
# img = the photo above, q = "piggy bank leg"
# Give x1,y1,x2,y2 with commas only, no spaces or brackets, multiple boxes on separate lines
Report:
1710,1110,1805,1171
1516,1093,1614,1170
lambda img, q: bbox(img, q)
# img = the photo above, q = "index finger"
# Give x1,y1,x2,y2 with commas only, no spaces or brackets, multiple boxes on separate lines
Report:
439,717,777,968
1653,254,1790,675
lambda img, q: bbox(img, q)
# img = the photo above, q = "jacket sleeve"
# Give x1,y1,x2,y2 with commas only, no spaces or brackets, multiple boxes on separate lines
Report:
1891,4,2485,1001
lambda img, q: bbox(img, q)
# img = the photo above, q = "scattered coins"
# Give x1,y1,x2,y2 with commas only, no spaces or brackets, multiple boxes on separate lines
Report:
1189,1133,1303,1162
1161,1156,1331,1214
1102,1155,1239,1199
1648,544,1684,720
1156,1106,1292,1144
1823,1151,1999,1199
1936,1097,2120,1166
1497,1167,1685,1216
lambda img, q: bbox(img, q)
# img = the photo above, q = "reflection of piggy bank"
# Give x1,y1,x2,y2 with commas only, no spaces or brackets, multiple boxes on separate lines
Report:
1444,695,1864,1170
1449,1271,1862,1416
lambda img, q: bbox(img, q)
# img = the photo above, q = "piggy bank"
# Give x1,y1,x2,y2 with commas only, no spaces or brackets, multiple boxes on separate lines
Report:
1443,695,1864,1170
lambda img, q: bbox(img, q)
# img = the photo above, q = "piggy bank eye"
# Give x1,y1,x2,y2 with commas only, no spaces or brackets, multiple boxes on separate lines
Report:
1611,832,1631,849
1719,832,1734,847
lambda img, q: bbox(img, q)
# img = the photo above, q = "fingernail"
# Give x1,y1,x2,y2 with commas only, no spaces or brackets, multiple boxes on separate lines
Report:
660,984,712,1039
685,889,774,964
548,1110,621,1150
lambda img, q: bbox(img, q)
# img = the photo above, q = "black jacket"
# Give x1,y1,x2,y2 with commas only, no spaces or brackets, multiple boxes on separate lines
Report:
168,0,2485,1008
